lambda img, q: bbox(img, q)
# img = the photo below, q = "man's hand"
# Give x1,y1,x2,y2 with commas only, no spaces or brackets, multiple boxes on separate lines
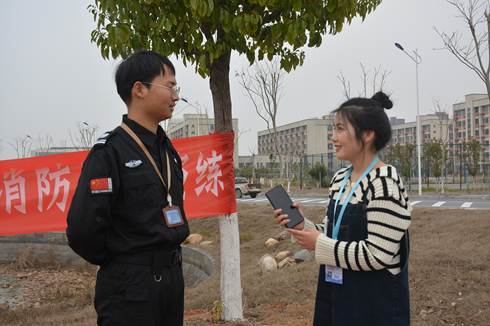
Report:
287,228,321,250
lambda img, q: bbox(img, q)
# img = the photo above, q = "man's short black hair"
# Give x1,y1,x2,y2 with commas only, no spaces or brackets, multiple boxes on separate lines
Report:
115,50,176,105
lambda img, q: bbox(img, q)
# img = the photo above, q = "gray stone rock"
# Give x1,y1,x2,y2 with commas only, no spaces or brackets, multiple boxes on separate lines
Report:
259,254,277,273
293,249,313,263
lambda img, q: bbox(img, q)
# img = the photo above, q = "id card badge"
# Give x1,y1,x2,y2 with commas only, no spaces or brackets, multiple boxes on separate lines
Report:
162,206,184,228
325,265,343,284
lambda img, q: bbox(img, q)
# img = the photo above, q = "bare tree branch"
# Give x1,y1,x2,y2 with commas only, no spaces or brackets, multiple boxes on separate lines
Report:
69,122,99,149
360,63,368,97
9,135,32,158
436,0,490,98
36,134,54,153
336,71,351,100
378,68,391,92
236,59,286,178
432,99,452,193
337,64,391,99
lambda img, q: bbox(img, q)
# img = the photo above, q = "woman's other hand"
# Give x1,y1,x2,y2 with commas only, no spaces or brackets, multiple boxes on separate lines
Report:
287,228,321,250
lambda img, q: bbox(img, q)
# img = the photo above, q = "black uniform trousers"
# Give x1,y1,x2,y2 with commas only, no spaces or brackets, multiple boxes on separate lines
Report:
95,250,184,326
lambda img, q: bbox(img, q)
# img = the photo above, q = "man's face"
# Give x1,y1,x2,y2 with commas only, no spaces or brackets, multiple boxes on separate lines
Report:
143,66,179,121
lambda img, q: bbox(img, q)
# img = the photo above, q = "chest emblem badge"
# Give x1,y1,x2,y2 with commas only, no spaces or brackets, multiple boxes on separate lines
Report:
125,160,143,168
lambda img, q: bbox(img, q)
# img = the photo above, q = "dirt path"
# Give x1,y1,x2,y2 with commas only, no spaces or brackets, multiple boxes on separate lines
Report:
0,206,488,325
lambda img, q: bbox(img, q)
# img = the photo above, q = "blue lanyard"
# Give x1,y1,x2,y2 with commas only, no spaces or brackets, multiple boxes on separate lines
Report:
330,156,379,240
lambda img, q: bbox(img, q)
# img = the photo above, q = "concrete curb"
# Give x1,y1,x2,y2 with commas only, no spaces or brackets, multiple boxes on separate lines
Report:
0,233,214,288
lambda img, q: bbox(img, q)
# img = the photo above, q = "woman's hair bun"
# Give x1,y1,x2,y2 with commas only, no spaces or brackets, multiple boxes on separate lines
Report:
371,91,393,110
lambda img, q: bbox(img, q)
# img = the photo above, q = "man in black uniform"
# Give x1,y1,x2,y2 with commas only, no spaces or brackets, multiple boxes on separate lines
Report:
66,50,190,326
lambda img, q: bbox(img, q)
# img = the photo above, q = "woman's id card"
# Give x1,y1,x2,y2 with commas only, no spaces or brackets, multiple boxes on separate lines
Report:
325,265,343,284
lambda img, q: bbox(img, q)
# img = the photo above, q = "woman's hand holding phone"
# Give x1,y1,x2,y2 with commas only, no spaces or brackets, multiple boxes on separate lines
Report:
272,202,305,230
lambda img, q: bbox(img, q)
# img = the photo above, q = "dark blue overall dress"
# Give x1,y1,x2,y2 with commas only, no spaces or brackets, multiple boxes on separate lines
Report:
313,199,410,326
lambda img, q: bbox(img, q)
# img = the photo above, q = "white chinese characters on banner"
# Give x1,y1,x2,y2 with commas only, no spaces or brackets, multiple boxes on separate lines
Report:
1,165,71,216
194,150,224,197
36,165,71,212
3,169,27,214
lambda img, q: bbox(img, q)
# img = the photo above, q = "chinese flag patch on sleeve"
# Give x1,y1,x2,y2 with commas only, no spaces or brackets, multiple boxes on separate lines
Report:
90,178,113,194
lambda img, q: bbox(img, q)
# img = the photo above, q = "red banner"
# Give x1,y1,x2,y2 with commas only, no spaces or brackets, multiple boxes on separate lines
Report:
0,132,236,236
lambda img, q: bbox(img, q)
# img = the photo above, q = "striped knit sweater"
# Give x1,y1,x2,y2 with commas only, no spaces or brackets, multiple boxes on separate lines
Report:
304,164,411,275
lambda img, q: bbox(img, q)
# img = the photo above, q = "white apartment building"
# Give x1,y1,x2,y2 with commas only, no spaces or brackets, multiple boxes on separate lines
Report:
166,114,239,167
390,113,453,146
452,94,490,162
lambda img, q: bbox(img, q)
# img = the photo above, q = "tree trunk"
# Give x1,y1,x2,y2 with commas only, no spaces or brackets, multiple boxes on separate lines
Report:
210,51,233,132
486,13,490,105
271,120,282,179
441,149,446,194
209,49,244,321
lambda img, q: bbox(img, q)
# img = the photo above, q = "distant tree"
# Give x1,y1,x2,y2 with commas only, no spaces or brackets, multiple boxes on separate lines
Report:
383,143,400,167
337,63,390,99
433,100,451,193
464,139,481,186
36,134,54,154
308,163,328,188
236,59,285,177
9,135,32,158
237,166,253,179
69,122,99,149
424,139,444,189
384,143,414,190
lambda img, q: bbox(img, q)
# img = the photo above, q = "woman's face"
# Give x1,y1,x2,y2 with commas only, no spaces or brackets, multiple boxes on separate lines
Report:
331,113,364,162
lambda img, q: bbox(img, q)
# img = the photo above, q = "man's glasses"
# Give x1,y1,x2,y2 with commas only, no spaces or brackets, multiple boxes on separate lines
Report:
141,82,180,96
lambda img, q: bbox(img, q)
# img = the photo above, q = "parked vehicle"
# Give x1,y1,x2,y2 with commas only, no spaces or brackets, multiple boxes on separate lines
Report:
234,177,261,198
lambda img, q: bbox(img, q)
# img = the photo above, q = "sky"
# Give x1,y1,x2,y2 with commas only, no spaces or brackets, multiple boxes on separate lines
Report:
0,0,486,160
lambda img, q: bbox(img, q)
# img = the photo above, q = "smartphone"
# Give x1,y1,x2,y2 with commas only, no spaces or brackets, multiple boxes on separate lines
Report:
265,185,304,228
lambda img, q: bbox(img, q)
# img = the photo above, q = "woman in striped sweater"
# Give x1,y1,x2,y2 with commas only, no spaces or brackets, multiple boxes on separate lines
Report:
273,92,411,325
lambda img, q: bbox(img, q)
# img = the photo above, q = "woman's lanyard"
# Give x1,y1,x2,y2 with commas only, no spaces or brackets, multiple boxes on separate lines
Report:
120,122,173,206
329,156,379,240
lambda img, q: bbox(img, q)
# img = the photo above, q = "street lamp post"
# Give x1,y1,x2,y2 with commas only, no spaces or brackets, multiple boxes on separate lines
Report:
395,42,423,196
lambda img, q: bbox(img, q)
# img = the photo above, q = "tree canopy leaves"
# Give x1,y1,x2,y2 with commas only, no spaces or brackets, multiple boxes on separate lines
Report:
89,0,382,76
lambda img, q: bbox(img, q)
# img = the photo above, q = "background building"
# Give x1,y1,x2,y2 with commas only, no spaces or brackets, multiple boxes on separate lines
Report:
167,114,239,167
391,113,453,146
257,118,329,157
452,94,490,163
31,146,90,157
238,154,273,169
238,93,490,183
254,115,343,174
